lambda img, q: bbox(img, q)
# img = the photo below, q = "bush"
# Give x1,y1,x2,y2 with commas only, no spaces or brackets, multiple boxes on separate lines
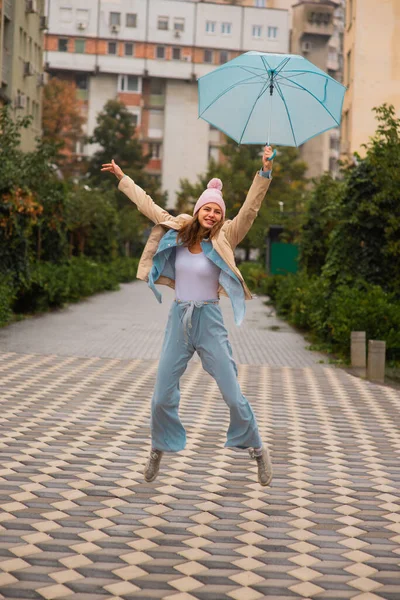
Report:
272,273,400,356
326,283,400,353
0,277,15,327
238,261,270,295
13,256,138,315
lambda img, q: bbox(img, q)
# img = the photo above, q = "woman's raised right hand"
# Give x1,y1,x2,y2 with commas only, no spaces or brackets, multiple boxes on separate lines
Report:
101,159,125,181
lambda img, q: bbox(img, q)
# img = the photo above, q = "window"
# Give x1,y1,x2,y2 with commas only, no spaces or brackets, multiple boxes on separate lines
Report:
328,47,337,62
204,49,213,64
108,41,117,55
156,45,165,59
76,73,88,90
149,142,161,158
309,12,331,25
174,18,185,32
329,157,337,173
221,22,232,35
75,39,85,53
252,25,262,38
126,13,137,28
172,47,181,60
209,146,219,162
125,42,134,56
268,26,278,38
255,0,266,6
219,50,229,64
150,78,165,106
58,38,68,52
150,78,164,95
110,12,121,26
127,107,141,127
205,21,216,34
119,75,140,92
76,9,89,23
158,16,169,30
60,7,72,23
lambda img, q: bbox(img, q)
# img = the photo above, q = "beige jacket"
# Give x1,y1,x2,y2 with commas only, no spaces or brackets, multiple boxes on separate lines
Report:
118,172,271,300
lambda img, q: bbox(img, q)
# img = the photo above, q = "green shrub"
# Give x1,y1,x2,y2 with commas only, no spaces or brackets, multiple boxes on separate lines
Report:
272,272,400,356
0,277,15,327
238,262,271,295
13,256,138,315
326,283,400,353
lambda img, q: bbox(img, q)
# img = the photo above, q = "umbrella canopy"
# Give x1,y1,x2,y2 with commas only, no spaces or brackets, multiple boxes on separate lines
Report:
198,51,346,147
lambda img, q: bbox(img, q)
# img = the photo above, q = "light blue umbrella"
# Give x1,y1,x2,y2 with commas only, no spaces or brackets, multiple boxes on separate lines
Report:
198,51,346,148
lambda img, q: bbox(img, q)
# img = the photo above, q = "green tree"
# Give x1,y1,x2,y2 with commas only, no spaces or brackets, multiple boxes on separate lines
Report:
322,104,400,295
176,139,308,258
299,173,344,276
65,184,119,261
0,107,68,285
87,99,167,255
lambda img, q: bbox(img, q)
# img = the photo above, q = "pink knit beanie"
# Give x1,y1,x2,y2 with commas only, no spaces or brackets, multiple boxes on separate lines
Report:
193,178,225,219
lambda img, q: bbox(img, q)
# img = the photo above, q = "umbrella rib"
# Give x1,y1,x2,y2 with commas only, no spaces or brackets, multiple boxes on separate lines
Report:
276,74,341,126
274,56,291,75
199,73,267,117
275,82,297,147
238,80,271,144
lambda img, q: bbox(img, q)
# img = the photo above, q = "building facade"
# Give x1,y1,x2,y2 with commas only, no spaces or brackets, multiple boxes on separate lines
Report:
45,0,289,206
0,0,46,151
291,1,344,178
342,0,400,159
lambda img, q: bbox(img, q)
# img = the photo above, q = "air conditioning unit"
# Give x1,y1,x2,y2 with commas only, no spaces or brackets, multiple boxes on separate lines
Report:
174,30,181,38
110,24,120,33
39,16,48,30
301,41,312,53
77,22,87,31
24,62,34,76
37,73,47,86
26,0,38,13
15,93,26,109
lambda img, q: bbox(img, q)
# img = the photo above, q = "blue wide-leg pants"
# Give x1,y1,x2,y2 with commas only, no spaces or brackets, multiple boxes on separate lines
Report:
151,300,262,452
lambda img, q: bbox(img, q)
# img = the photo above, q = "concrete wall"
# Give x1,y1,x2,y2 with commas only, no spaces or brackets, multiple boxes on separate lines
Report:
162,80,209,207
343,0,400,156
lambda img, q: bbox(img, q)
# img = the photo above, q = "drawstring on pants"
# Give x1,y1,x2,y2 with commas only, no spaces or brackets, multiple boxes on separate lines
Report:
175,299,219,343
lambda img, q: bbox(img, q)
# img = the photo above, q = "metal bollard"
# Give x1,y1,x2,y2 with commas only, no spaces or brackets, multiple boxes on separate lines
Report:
367,340,386,384
351,331,366,370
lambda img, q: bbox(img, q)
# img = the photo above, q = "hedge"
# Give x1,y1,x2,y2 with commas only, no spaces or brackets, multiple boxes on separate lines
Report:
0,256,139,326
268,272,400,357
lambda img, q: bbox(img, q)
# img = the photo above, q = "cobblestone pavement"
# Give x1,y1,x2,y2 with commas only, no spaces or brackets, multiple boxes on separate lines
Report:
0,282,327,367
0,352,399,600
0,283,400,600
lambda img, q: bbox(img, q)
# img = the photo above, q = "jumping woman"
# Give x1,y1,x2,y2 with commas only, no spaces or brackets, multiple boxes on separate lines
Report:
101,145,274,486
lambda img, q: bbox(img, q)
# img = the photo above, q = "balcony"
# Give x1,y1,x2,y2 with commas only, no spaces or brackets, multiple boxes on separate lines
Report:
294,3,335,38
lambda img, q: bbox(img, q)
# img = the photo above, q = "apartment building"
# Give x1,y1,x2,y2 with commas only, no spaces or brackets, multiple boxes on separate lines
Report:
342,0,400,159
45,0,289,206
0,0,46,150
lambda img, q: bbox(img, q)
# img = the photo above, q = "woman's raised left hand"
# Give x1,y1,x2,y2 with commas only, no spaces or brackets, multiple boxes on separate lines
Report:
262,146,274,171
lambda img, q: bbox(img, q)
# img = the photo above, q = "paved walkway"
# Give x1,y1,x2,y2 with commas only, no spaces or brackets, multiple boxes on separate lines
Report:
0,282,326,367
0,281,399,600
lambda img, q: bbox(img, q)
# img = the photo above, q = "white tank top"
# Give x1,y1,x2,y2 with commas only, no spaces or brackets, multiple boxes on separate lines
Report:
175,246,221,301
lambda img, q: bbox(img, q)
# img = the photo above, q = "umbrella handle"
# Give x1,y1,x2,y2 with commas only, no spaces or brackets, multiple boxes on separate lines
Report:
265,149,277,161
